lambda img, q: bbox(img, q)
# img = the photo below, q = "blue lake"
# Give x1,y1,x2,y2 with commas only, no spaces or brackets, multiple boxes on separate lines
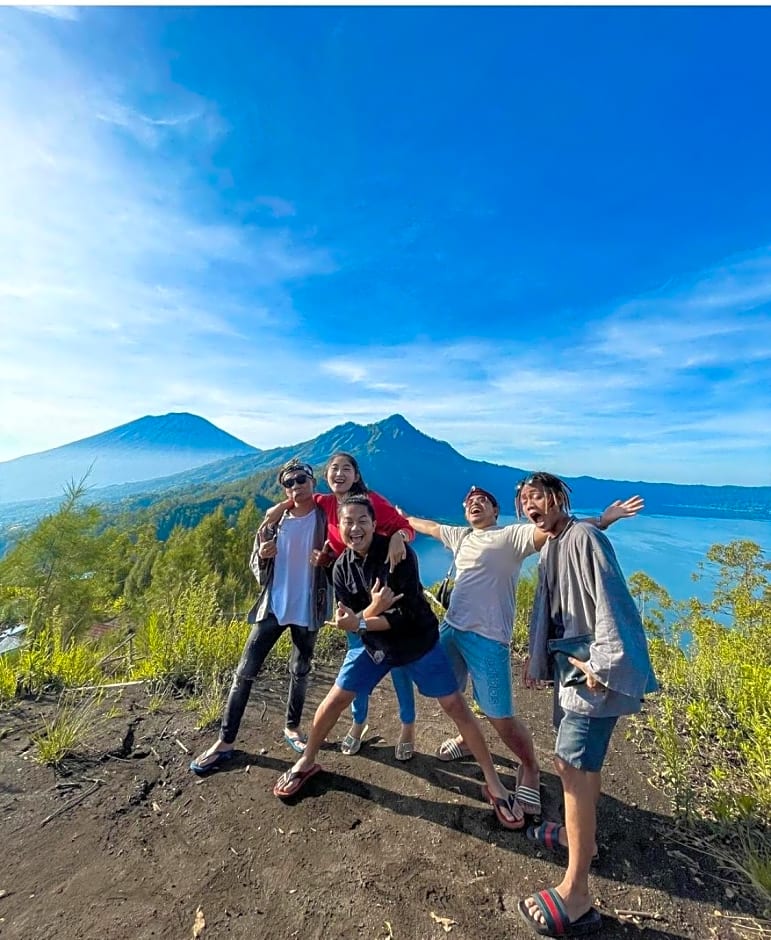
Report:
413,511,771,603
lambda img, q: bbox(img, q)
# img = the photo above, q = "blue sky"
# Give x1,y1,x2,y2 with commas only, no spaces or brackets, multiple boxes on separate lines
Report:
1,6,770,486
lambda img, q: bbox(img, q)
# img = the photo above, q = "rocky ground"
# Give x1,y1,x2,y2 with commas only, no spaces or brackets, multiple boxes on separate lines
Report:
0,660,768,940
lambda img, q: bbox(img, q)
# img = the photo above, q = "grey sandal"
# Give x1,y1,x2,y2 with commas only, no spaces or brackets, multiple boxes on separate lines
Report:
340,723,368,756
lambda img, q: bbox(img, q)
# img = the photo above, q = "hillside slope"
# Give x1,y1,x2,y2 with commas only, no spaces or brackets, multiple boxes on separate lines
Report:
1,414,769,552
0,413,258,505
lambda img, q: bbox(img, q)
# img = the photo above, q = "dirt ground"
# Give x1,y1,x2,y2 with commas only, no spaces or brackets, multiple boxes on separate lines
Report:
0,660,767,940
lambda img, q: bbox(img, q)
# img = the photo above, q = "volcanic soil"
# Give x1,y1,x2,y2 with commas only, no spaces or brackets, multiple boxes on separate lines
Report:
0,661,764,940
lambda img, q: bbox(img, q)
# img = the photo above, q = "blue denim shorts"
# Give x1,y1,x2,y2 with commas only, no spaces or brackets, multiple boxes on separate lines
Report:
335,640,459,700
439,623,513,719
555,711,619,772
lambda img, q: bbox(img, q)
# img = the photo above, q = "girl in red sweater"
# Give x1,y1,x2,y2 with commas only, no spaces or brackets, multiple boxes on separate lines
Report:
261,452,418,760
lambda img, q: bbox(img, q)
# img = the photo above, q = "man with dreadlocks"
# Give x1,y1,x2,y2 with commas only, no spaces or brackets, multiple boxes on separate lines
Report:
517,472,658,938
398,485,642,820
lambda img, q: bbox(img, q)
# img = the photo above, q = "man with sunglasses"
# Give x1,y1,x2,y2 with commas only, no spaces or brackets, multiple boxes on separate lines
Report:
398,485,641,819
190,458,332,773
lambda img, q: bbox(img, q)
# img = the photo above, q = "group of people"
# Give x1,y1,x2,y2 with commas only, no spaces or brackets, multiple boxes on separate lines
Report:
190,451,657,939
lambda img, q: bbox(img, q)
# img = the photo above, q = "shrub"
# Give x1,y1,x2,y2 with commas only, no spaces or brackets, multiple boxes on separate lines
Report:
32,691,105,766
14,611,101,695
131,575,249,690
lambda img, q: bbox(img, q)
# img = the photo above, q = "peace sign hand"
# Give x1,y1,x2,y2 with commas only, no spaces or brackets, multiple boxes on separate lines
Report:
568,657,606,694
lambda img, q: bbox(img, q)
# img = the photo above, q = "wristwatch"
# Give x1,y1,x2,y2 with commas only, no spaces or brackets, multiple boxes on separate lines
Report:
357,616,368,637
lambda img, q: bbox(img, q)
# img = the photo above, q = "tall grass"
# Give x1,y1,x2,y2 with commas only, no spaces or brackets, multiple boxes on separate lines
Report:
130,575,249,690
14,611,101,695
32,691,105,766
638,545,771,911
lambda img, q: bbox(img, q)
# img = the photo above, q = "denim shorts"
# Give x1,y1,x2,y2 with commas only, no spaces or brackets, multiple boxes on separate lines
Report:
439,623,513,719
335,640,459,700
555,711,619,772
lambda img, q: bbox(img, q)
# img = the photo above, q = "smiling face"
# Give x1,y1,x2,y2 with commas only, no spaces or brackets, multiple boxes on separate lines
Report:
518,483,568,535
463,492,498,529
339,501,375,556
327,456,359,497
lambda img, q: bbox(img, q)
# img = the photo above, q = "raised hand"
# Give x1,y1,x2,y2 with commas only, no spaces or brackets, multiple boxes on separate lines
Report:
311,539,335,567
568,656,606,693
335,601,358,632
369,577,403,615
599,495,644,528
387,531,407,571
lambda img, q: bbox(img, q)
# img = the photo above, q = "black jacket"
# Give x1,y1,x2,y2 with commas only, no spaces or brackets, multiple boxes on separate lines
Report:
333,534,438,667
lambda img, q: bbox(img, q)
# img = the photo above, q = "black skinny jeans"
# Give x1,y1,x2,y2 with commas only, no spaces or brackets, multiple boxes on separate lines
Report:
220,612,318,744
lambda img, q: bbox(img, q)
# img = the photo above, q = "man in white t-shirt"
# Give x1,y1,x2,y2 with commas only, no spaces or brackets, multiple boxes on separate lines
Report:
190,458,332,774
400,486,641,817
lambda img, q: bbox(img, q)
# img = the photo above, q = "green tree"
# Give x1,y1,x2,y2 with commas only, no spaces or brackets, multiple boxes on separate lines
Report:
695,540,770,632
628,571,674,640
0,481,115,636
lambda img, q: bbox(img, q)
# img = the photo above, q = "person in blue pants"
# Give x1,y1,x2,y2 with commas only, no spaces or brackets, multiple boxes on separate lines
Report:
344,631,416,760
260,451,418,760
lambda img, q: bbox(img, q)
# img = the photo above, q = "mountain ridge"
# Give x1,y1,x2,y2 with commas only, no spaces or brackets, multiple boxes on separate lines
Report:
0,413,257,505
0,413,769,551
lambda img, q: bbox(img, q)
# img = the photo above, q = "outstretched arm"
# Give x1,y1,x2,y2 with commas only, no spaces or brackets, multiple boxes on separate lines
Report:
531,495,645,551
394,506,442,541
597,495,644,529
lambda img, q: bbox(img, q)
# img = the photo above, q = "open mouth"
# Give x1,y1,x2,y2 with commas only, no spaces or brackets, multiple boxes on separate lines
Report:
527,510,544,525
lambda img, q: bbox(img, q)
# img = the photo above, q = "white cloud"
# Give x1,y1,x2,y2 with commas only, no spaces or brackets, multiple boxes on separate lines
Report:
0,11,768,488
21,6,79,21
0,9,334,459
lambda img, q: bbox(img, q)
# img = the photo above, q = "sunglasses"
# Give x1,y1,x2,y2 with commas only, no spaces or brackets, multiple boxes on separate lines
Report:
282,473,310,488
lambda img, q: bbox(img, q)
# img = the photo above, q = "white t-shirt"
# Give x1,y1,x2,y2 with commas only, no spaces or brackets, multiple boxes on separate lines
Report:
439,523,537,644
269,511,316,627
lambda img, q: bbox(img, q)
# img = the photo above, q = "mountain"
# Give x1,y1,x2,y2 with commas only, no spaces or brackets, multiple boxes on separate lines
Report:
0,413,258,505
0,413,769,553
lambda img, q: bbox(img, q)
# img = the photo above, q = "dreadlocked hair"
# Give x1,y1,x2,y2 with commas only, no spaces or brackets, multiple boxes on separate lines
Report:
515,472,572,518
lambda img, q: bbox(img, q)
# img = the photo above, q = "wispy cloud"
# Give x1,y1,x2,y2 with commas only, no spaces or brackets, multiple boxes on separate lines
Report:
21,6,79,21
1,9,769,488
0,9,334,459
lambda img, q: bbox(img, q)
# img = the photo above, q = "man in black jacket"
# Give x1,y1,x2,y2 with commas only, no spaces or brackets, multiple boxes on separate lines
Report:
273,495,522,830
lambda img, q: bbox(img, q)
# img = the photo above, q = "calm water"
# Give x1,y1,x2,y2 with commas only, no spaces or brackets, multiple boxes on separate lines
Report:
413,511,771,603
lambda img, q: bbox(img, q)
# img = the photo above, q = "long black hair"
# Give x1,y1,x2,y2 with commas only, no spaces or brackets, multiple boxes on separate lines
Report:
327,451,369,496
515,472,572,518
